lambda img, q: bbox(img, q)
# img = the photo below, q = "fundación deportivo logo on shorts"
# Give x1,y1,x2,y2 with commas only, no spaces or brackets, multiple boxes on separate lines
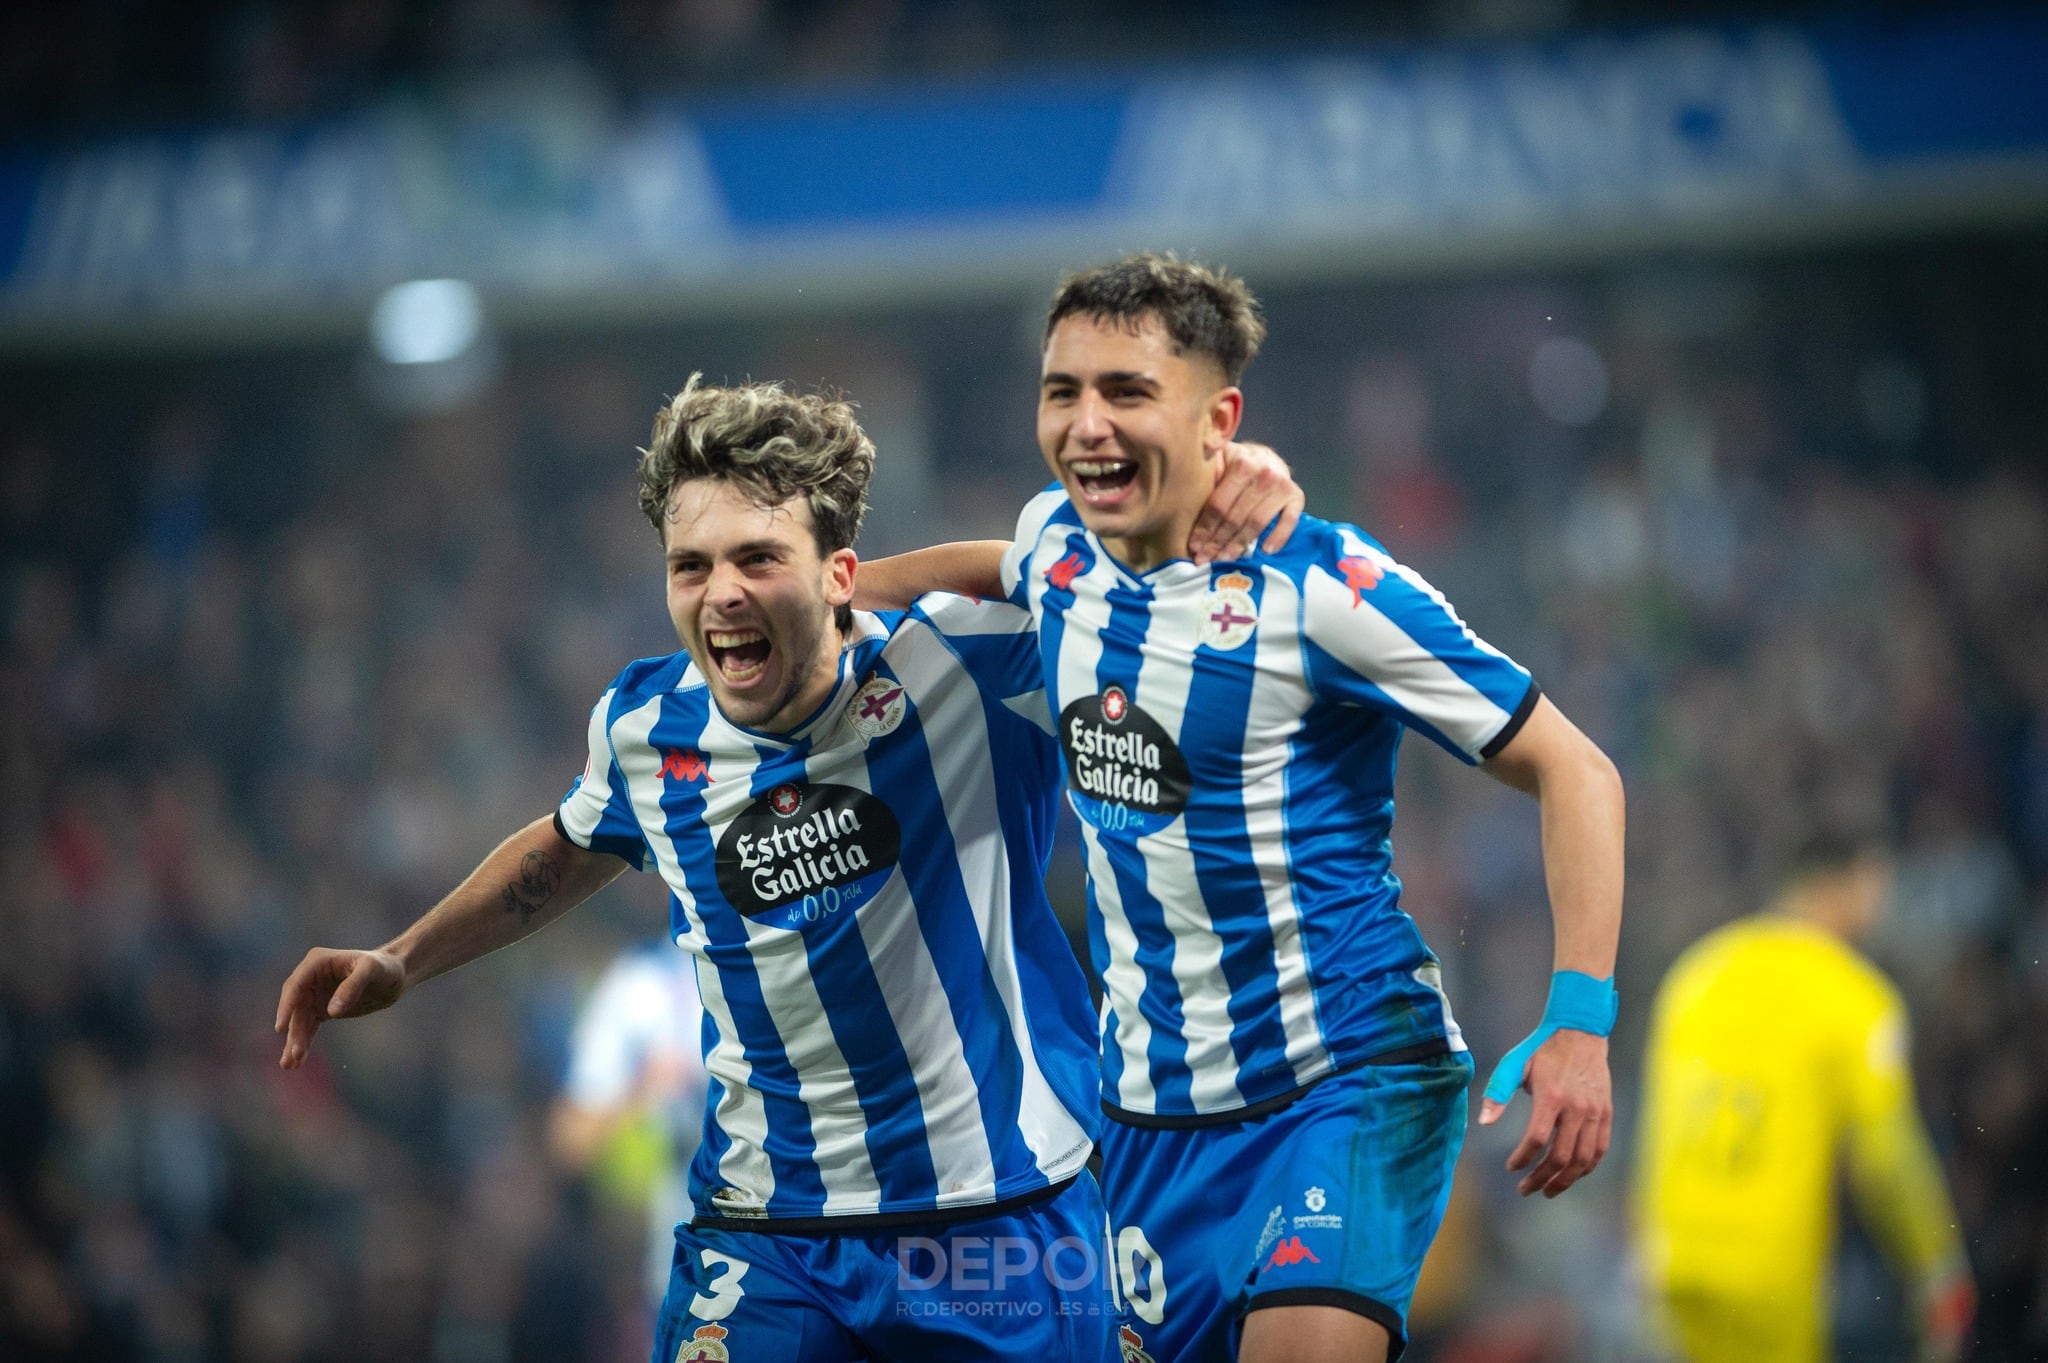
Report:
714,782,901,929
1058,685,1191,837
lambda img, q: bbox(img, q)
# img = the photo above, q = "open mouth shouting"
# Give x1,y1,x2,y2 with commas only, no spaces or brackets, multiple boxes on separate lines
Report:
707,628,772,685
1068,457,1140,505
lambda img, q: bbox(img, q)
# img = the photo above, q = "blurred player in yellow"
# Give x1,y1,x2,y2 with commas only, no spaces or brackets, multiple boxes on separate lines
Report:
1634,833,1975,1363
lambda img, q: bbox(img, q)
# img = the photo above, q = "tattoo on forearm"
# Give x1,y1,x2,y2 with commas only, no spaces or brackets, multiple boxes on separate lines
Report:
501,850,562,925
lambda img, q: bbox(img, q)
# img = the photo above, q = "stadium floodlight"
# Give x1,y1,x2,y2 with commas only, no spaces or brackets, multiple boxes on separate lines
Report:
362,278,500,412
369,279,485,366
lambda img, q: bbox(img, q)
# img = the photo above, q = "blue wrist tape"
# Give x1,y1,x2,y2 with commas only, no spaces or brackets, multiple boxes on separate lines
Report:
1481,970,1617,1106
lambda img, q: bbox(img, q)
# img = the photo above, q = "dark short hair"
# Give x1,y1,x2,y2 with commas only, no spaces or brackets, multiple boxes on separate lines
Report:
1784,827,1886,884
1044,252,1267,384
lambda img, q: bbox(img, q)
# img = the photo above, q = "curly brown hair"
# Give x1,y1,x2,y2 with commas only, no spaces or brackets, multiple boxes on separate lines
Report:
637,374,874,631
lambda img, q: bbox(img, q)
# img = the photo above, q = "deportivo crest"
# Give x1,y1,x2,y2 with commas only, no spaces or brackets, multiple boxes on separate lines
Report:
678,1323,730,1362
1117,1324,1157,1363
847,674,907,739
1198,571,1258,650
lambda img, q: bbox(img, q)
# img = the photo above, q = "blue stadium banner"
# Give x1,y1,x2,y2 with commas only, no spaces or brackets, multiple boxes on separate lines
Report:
2,9,2044,337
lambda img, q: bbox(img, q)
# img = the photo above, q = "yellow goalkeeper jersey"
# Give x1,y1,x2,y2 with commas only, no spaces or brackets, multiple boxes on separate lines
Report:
1634,917,1965,1317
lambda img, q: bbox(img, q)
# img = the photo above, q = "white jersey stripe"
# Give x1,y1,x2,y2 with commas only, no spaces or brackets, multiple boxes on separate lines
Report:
1120,585,1245,1113
1245,572,1332,1086
886,619,1090,1186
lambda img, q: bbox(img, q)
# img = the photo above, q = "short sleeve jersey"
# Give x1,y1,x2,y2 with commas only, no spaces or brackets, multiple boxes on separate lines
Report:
1002,490,1537,1121
556,596,1099,1227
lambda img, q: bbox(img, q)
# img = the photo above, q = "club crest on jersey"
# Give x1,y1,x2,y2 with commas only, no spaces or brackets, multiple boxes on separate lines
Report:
678,1323,730,1362
1118,1325,1158,1363
847,675,907,739
1199,571,1259,650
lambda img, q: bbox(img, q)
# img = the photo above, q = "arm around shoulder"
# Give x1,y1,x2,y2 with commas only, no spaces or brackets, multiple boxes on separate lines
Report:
851,541,1008,611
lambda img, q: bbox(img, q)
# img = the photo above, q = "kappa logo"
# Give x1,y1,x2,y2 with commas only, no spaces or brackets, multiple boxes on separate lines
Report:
1117,1324,1158,1363
677,1322,730,1362
1046,550,1087,591
769,784,802,816
1101,685,1129,724
1264,1236,1322,1271
848,675,907,740
1305,1186,1326,1213
661,748,712,784
1336,555,1383,606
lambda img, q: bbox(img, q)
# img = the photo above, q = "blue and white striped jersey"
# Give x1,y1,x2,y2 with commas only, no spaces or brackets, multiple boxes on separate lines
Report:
555,595,1098,1227
1002,490,1538,1122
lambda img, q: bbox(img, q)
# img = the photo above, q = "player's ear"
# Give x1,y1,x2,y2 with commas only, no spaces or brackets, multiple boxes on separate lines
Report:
1204,387,1244,452
824,548,858,607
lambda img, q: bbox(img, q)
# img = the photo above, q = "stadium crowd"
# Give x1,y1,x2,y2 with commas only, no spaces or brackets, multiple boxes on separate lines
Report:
3,235,2046,1361
0,0,1978,137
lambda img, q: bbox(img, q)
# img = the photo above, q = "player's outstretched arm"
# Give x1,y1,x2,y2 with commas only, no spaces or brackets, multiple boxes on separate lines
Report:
1475,696,1625,1197
274,815,628,1068
1188,441,1305,563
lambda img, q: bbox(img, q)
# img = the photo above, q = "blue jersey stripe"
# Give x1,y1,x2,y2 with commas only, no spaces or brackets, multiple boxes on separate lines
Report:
862,658,1032,1187
657,697,830,1214
1093,579,1195,1113
1181,575,1298,1100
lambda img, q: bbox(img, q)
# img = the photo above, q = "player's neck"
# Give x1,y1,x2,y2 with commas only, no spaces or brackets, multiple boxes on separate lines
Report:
759,628,849,735
1105,464,1217,573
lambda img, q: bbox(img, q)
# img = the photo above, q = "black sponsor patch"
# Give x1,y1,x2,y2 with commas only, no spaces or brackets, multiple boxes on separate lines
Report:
715,782,901,928
1058,688,1191,835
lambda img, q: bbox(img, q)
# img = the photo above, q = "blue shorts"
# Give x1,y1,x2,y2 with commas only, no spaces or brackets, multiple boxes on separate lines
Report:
652,1172,1118,1362
1099,1051,1472,1363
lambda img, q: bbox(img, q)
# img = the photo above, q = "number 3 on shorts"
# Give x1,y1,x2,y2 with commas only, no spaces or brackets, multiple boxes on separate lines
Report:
688,1250,749,1322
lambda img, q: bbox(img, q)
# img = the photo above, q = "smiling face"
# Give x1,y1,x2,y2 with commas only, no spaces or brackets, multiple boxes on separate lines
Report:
663,478,856,734
1038,312,1242,571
